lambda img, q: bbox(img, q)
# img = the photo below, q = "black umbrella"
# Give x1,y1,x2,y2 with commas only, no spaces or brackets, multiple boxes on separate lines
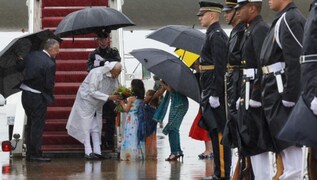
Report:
0,29,62,98
278,96,317,148
146,25,205,55
55,7,135,37
130,48,200,103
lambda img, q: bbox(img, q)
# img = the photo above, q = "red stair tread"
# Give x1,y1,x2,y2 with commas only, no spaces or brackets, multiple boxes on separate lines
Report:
57,51,90,60
55,71,87,82
56,60,87,71
60,40,98,49
42,17,63,28
42,8,83,17
42,145,83,152
42,0,108,7
42,132,80,145
45,119,68,131
50,95,76,107
54,83,80,95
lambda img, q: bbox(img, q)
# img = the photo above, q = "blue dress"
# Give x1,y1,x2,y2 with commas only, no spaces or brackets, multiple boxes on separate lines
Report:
120,99,144,160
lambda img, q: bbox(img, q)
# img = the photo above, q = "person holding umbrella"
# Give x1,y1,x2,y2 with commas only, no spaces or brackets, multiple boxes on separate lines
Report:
260,0,305,179
87,30,121,151
16,39,60,162
153,80,189,161
196,0,231,179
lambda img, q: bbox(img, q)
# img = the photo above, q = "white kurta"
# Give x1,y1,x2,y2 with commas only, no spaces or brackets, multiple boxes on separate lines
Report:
66,66,119,144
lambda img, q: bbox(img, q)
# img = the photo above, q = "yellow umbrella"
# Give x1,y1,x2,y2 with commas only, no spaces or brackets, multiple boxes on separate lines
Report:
175,48,199,68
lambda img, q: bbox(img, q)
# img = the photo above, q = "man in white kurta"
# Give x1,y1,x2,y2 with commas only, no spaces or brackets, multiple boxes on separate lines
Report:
66,61,122,159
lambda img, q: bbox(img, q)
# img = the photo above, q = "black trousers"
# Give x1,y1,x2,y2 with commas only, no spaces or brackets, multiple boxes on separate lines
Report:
209,129,232,179
102,101,116,147
22,91,47,157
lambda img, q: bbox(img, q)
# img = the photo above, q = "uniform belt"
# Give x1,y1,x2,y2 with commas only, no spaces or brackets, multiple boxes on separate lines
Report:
262,62,285,74
300,54,317,64
243,68,257,80
199,65,215,71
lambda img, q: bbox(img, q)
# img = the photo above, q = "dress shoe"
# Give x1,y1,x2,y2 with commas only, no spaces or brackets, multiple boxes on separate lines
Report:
198,153,214,159
94,153,111,159
165,153,184,161
85,153,99,160
27,156,51,162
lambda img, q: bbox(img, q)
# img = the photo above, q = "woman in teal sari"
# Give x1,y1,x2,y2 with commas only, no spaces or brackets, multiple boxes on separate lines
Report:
154,81,189,161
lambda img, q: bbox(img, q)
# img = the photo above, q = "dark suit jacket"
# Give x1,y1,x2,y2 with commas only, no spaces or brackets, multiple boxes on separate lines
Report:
16,50,56,103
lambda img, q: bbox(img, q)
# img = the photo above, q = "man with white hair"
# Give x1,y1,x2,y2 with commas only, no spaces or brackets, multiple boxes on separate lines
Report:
66,61,122,160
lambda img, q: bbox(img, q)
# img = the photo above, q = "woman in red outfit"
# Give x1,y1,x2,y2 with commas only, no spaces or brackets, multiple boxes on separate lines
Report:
188,60,213,159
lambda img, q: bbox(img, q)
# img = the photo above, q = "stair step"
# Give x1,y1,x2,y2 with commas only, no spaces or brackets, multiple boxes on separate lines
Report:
42,132,80,145
42,8,83,17
42,17,63,28
56,60,87,71
55,71,87,83
60,39,98,49
47,107,72,119
54,82,80,95
42,0,108,7
57,51,90,60
42,145,84,152
50,95,76,107
45,119,68,131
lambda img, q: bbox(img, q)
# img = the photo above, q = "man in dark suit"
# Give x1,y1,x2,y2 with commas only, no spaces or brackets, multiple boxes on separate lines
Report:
17,38,60,162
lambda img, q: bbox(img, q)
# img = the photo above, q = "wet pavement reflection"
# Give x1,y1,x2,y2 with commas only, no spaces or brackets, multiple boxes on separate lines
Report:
1,100,220,179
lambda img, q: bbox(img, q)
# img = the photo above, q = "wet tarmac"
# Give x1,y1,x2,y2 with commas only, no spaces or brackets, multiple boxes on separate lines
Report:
0,100,222,180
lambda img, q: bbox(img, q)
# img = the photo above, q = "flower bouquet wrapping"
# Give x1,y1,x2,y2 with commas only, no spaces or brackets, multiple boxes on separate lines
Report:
113,86,132,112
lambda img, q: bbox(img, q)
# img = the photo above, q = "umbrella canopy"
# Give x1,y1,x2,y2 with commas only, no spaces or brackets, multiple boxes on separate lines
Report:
130,48,200,103
0,29,62,98
55,7,135,37
146,25,205,55
278,96,317,148
174,48,199,68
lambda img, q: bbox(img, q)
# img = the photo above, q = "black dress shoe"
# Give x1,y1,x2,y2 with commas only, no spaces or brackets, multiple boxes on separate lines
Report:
94,153,111,159
85,153,99,160
27,156,51,162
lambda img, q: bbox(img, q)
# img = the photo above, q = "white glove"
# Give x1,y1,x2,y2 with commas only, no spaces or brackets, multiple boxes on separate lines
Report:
249,99,262,108
310,97,317,115
236,98,240,110
282,100,295,107
94,60,101,67
209,96,220,108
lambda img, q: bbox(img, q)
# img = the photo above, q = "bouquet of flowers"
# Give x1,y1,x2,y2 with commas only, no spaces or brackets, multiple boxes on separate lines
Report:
113,86,132,112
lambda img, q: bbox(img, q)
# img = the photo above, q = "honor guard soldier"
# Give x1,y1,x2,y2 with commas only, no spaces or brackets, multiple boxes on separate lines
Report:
222,0,252,179
260,0,305,179
235,0,274,179
277,0,317,179
196,0,231,179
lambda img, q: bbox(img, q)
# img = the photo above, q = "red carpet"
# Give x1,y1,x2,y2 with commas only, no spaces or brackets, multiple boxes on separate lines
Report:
41,0,108,152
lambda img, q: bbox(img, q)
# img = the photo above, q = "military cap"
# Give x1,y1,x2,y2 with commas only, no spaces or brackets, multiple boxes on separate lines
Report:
197,0,224,16
235,0,262,9
223,0,238,12
97,29,111,38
